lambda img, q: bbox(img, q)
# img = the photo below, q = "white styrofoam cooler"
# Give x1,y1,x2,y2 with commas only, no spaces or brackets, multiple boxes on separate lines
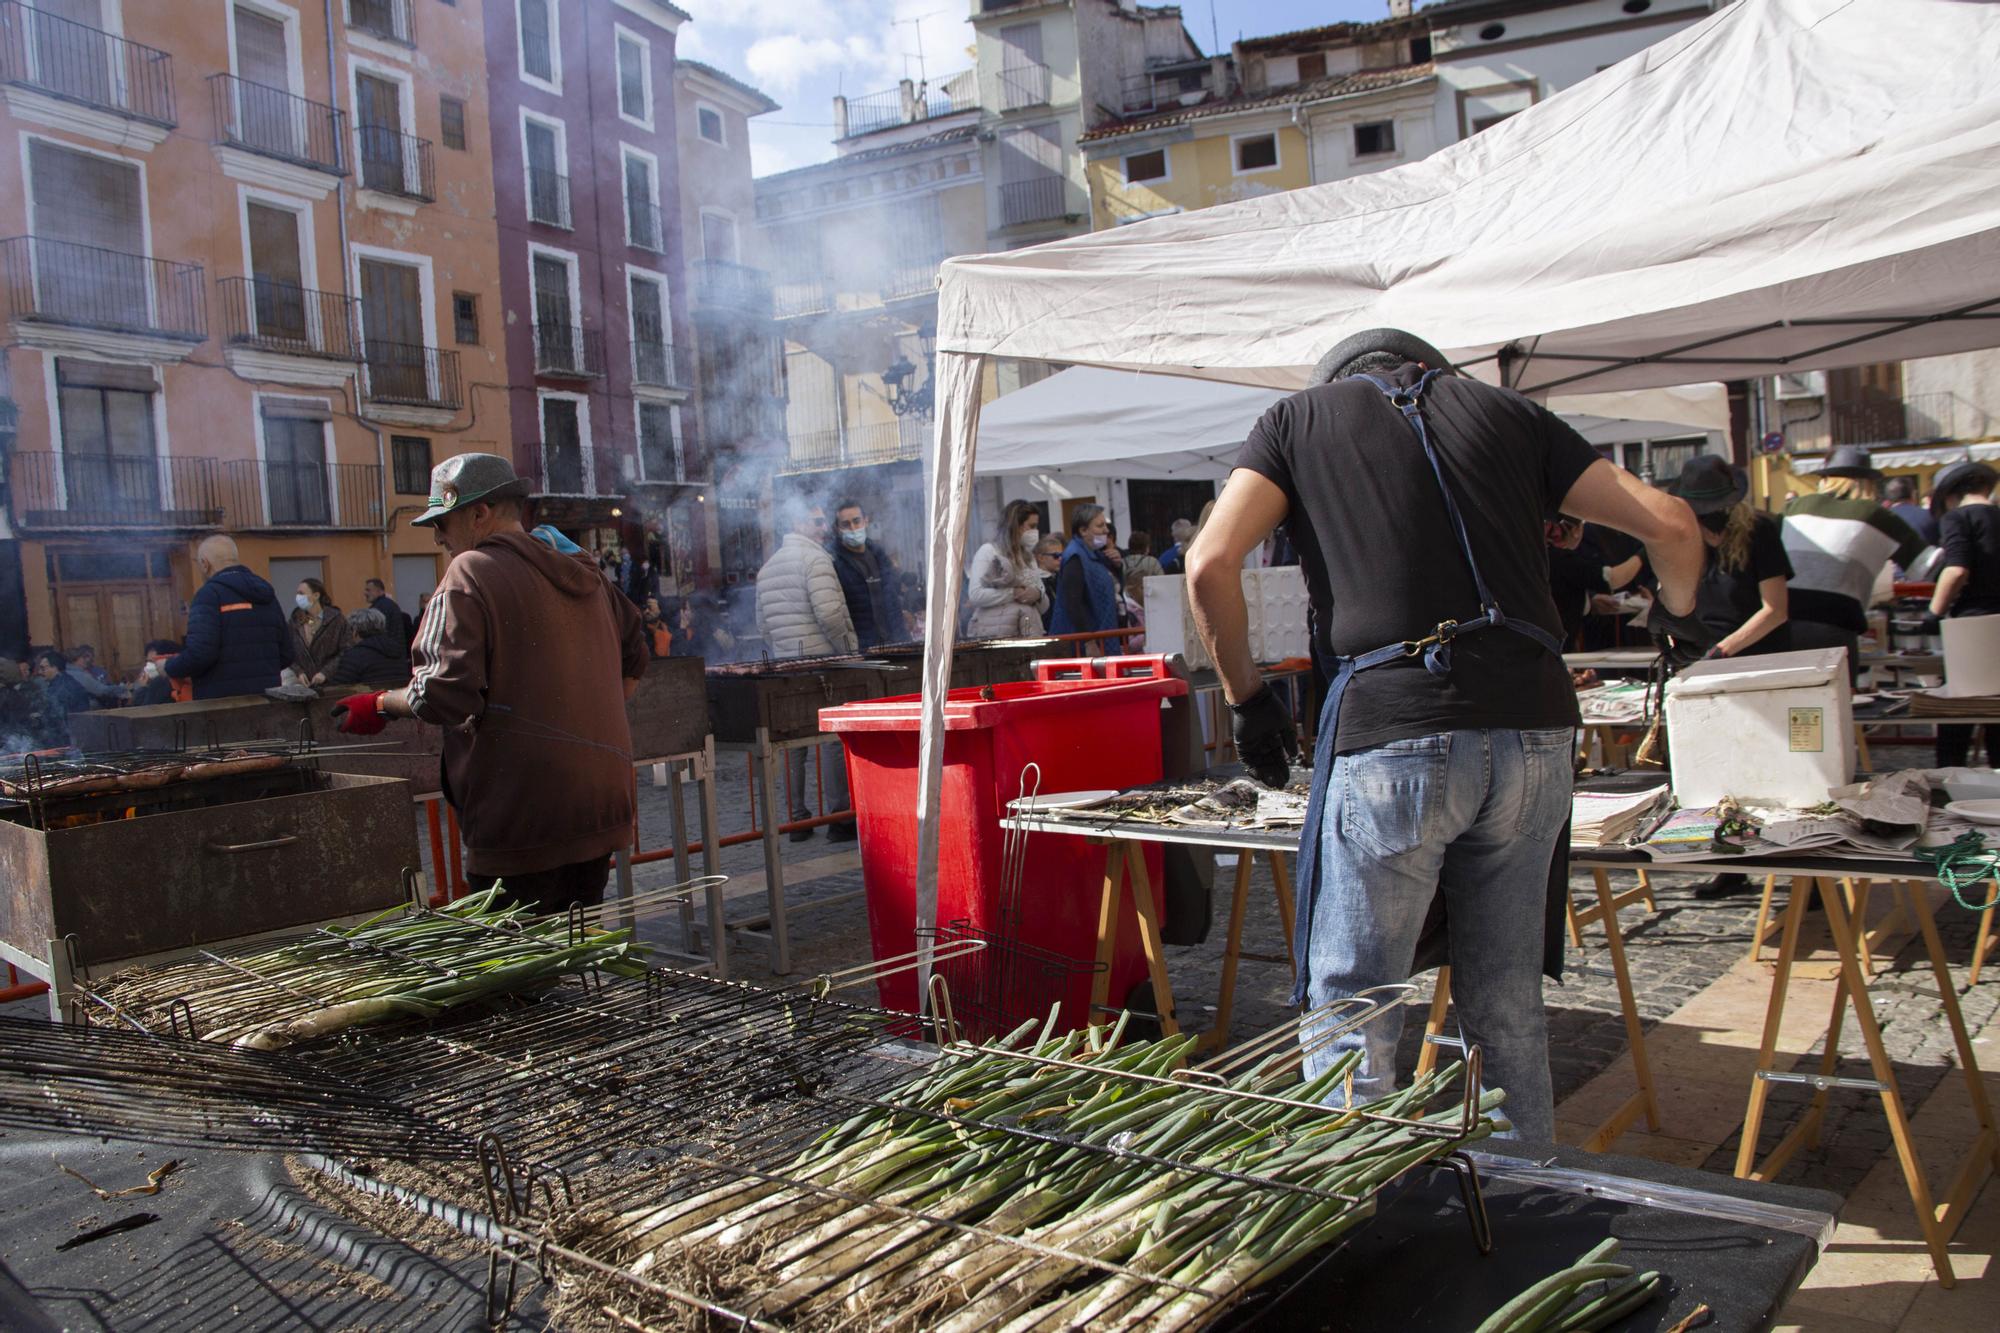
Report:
1142,569,1311,669
1663,647,1855,808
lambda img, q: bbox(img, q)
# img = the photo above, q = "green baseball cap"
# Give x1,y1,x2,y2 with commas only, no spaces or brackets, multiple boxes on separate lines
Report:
411,452,533,528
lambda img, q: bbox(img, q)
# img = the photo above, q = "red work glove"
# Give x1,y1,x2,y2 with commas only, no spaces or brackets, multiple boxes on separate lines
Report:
331,690,390,735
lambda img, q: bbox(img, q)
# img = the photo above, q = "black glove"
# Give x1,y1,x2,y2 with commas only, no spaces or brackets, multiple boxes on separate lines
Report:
1231,686,1299,788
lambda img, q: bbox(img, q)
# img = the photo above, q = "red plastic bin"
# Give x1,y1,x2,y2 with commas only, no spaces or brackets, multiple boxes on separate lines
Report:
820,656,1186,1031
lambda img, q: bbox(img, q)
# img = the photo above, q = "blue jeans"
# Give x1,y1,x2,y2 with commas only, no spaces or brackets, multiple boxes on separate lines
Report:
1302,727,1572,1143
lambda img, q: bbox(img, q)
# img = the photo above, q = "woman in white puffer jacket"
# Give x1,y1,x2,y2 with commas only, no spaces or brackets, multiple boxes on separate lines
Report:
964,500,1049,638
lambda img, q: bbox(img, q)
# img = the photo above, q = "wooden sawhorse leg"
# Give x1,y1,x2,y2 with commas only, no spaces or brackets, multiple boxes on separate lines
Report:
1088,839,1179,1038
1201,849,1302,1055
1974,878,1998,986
1577,868,1663,1151
1734,876,1998,1287
1415,965,1453,1081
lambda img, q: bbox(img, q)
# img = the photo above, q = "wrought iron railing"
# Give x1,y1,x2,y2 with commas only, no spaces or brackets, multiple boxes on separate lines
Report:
884,256,944,301
0,235,206,340
208,74,345,175
527,165,571,228
356,124,434,200
0,2,175,126
1119,65,1220,114
844,86,905,136
1829,393,1957,447
7,452,383,530
999,175,1067,226
541,444,587,495
346,0,414,47
631,337,684,389
626,196,666,252
218,277,361,361
998,61,1051,110
361,341,461,411
695,260,774,317
771,274,835,320
533,321,604,379
783,419,928,473
253,460,383,528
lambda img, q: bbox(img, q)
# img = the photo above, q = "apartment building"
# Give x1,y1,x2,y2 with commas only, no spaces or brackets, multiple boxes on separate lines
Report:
0,0,506,672
673,57,783,590
484,0,711,594
753,69,984,565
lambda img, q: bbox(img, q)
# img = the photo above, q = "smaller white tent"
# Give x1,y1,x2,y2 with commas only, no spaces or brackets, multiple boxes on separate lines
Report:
972,368,1728,480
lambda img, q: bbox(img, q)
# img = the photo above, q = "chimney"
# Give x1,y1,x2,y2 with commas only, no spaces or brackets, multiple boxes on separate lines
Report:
832,94,849,139
898,77,917,124
1388,0,1412,16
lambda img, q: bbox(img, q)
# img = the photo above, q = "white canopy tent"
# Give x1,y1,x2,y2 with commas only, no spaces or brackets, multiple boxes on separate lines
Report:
907,0,2000,962
973,369,1731,480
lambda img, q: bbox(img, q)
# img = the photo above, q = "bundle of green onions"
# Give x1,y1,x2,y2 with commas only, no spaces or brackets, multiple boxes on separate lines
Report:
115,889,650,1051
610,1010,1501,1331
1474,1237,1665,1332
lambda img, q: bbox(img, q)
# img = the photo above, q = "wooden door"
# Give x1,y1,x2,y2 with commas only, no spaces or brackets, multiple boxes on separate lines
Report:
29,139,145,324
233,6,294,156
247,201,307,344
54,582,173,678
355,72,405,193
359,258,424,399
1827,363,1905,445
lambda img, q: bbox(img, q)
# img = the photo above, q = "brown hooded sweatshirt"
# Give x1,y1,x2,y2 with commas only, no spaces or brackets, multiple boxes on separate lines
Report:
408,529,647,875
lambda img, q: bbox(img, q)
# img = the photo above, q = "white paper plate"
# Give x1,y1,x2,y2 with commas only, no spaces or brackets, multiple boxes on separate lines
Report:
1012,790,1119,811
1945,799,2000,826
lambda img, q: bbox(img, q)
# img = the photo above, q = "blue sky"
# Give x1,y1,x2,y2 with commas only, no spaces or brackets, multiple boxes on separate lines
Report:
672,1,1393,177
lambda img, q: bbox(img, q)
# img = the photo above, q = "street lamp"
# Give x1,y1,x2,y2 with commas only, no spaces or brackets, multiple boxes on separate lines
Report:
882,355,934,421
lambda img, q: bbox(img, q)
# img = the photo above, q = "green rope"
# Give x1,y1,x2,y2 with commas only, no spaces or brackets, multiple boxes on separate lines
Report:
1913,831,2000,913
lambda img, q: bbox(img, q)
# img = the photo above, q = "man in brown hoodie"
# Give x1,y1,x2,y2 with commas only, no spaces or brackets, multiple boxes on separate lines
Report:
334,454,647,915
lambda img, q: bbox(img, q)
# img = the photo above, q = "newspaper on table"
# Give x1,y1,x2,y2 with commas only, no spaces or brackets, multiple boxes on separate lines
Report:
1572,784,1671,847
1576,681,1651,726
1635,769,1952,862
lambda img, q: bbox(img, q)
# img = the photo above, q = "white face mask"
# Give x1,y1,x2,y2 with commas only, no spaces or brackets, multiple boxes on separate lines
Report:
294,593,313,611
840,526,868,549
1018,528,1040,550
1089,534,1109,550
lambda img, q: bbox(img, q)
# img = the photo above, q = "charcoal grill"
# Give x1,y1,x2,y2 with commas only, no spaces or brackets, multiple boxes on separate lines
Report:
0,746,418,1018
872,635,1055,688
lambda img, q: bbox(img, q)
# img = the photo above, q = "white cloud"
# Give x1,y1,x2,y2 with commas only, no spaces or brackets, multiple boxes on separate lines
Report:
744,34,853,93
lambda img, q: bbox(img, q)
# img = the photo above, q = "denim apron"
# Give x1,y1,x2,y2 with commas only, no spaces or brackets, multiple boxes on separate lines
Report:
1288,370,1566,1004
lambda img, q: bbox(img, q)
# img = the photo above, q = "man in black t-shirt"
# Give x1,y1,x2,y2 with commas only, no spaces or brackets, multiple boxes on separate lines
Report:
1928,461,2000,766
1185,330,1702,1143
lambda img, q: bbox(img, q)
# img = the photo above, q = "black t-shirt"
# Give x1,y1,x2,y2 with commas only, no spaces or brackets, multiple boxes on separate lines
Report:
1942,503,2000,616
1694,511,1793,654
1234,363,1601,753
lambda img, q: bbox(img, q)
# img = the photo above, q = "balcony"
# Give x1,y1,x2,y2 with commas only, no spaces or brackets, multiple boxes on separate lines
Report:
838,71,977,139
361,341,462,411
694,260,774,318
209,74,345,175
356,124,434,201
632,337,686,390
347,0,414,48
527,166,571,229
218,277,361,361
7,452,383,531
884,256,944,302
627,197,666,253
782,419,928,474
0,2,175,128
0,236,206,342
1829,393,1957,448
533,321,604,380
771,275,836,321
541,443,587,496
998,61,1051,111
999,175,1068,227
1120,64,1221,115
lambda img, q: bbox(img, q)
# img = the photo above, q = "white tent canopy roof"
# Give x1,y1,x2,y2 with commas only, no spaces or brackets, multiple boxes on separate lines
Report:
935,0,2000,397
974,369,1729,479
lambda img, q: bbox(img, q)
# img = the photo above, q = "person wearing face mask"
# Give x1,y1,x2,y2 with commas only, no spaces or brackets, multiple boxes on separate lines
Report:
289,577,354,683
164,534,292,699
965,500,1049,638
827,498,911,650
1034,536,1064,628
333,454,648,918
1048,504,1122,654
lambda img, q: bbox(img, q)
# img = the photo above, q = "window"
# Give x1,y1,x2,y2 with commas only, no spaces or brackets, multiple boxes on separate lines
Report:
997,21,1048,110
391,435,431,494
1296,53,1326,82
637,401,679,481
523,114,567,227
245,199,309,346
517,0,558,89
700,210,737,264
616,31,651,126
354,69,413,195
28,140,146,327
451,291,479,344
439,95,466,150
1234,133,1278,173
54,359,158,513
696,105,724,144
531,249,576,342
1410,34,1431,62
629,271,670,384
1353,120,1395,157
1124,148,1167,183
260,398,333,526
624,149,661,250
540,394,586,493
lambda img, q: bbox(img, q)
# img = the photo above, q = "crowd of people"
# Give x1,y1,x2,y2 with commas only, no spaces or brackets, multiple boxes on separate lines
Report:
965,501,1206,653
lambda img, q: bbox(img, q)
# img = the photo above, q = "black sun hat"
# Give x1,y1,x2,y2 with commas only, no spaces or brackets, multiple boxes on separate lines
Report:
1670,454,1749,514
1930,460,1999,516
